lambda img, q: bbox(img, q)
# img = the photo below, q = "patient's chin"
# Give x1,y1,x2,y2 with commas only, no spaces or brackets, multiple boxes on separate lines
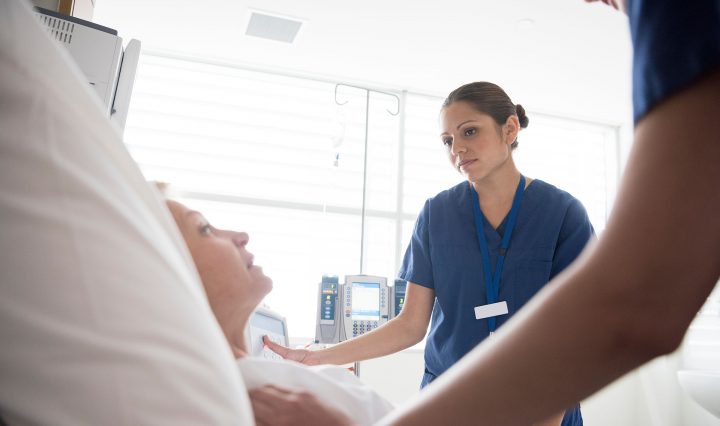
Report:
249,280,272,311
260,276,273,295
250,267,273,291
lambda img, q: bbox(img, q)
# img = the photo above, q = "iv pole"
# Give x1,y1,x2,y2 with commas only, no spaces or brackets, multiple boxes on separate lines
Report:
334,84,400,274
334,83,400,379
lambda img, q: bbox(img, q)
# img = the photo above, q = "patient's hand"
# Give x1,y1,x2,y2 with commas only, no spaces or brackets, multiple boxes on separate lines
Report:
249,384,354,426
263,335,319,365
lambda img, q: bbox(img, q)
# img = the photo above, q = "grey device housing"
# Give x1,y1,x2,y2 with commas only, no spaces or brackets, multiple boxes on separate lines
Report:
340,275,389,342
33,7,141,135
315,275,402,344
392,278,407,317
315,275,341,344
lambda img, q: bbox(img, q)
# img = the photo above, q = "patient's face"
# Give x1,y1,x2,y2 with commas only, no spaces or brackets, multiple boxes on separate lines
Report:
166,200,272,323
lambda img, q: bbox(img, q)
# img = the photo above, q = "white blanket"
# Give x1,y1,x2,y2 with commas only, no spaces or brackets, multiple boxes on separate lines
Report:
238,357,394,425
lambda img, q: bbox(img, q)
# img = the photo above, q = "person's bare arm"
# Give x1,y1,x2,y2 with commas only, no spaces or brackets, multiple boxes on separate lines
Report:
379,69,720,426
264,282,434,365
534,412,564,426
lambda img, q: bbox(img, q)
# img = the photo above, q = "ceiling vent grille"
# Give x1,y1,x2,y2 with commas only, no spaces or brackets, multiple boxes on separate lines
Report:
245,11,302,44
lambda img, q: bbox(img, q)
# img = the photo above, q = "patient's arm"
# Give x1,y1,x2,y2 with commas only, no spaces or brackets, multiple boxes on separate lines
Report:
249,385,354,426
264,282,435,365
378,70,720,425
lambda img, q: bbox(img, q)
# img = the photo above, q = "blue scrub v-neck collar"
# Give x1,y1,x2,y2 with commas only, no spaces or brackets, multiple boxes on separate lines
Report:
467,180,535,238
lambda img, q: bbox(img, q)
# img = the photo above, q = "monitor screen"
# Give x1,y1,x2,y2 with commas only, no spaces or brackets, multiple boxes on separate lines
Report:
351,281,380,321
249,311,286,336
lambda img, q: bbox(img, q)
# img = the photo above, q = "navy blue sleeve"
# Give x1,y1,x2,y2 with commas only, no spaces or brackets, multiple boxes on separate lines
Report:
630,0,720,123
398,200,434,289
550,199,595,278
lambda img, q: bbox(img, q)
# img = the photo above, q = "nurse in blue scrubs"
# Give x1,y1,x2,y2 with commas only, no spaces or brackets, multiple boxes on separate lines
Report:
265,81,593,426
398,81,592,426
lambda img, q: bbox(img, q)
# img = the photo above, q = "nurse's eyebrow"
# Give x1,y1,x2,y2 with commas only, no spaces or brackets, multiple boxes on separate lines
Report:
455,120,477,130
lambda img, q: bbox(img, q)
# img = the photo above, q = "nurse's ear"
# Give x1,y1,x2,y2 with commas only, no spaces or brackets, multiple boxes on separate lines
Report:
502,115,520,146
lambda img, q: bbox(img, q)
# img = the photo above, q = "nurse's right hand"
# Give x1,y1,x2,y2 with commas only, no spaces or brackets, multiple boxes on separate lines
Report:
263,335,320,365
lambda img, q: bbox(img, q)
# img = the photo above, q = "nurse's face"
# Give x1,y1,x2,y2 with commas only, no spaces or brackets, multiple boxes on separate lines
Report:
166,200,272,325
440,101,516,183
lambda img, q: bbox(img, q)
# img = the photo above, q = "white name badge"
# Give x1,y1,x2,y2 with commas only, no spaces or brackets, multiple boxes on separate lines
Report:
474,301,509,320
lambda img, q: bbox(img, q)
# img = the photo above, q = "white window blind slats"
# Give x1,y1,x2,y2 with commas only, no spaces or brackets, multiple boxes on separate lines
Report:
124,53,619,338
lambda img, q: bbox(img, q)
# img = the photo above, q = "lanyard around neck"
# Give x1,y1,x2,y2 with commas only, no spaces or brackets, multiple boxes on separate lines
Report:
470,175,525,333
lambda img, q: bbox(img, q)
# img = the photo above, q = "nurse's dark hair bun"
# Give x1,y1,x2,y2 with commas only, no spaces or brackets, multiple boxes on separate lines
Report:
516,104,529,128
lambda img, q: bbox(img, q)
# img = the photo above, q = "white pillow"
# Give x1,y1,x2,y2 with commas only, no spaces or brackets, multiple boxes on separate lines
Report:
0,1,253,424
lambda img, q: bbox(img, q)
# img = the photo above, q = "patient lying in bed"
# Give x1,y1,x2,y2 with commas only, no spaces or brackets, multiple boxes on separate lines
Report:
0,1,383,423
162,193,394,426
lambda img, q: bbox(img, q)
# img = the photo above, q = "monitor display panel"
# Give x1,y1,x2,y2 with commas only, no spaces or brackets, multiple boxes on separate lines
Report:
351,281,380,321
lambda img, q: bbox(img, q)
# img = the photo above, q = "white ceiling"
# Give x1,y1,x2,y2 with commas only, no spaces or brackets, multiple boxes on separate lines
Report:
94,0,633,126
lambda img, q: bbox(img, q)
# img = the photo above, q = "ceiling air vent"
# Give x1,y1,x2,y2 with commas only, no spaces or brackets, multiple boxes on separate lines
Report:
245,11,302,44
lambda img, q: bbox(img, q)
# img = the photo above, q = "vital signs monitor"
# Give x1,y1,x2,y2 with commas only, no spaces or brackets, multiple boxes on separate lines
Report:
343,275,389,339
316,275,399,343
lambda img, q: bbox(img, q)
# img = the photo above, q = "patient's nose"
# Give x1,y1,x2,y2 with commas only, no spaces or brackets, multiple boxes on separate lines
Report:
232,231,249,248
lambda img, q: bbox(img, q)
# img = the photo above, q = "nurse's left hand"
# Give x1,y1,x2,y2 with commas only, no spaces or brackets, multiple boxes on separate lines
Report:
249,384,355,426
263,335,320,365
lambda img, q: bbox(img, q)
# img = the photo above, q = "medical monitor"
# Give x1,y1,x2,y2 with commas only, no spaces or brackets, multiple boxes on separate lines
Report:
342,275,389,340
32,7,140,134
247,307,289,360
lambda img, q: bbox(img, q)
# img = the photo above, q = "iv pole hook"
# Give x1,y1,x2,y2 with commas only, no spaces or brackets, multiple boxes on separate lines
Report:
333,83,401,274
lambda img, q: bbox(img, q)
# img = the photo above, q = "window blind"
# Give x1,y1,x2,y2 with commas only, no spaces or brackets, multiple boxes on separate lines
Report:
124,52,619,338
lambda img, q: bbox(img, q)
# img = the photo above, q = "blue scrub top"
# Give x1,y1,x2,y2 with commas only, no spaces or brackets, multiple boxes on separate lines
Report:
629,0,720,123
399,179,593,426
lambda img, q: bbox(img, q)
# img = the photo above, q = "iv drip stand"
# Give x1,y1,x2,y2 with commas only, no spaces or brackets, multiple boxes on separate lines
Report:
334,84,400,274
